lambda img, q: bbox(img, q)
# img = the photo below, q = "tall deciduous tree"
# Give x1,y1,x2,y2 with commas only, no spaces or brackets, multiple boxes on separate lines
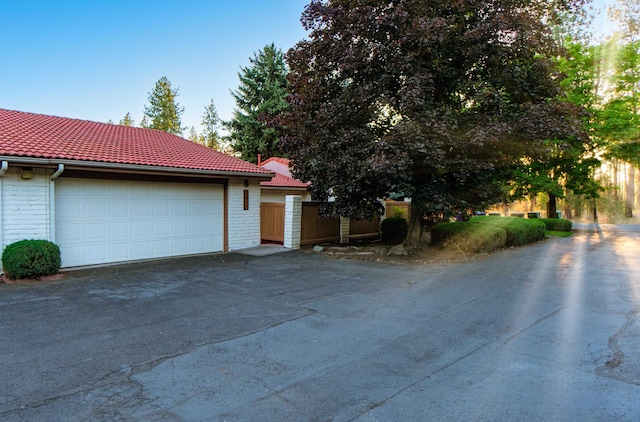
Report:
141,76,184,135
226,44,289,163
604,0,640,217
283,0,588,245
512,37,603,218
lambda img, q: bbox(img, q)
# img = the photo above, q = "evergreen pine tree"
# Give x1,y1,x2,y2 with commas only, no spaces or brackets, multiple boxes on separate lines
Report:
142,76,184,135
226,44,289,163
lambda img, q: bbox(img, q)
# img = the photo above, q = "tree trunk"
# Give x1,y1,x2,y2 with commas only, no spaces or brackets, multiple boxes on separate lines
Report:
635,165,640,212
404,206,423,249
613,160,619,202
625,163,635,218
547,192,558,218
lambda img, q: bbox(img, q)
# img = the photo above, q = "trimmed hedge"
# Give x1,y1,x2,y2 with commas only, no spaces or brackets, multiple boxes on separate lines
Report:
539,218,572,232
381,217,409,245
431,222,506,253
1,239,61,279
431,216,549,253
471,216,546,246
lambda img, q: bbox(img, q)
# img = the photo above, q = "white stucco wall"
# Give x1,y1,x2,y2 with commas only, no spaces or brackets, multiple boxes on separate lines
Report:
0,168,52,252
227,179,262,251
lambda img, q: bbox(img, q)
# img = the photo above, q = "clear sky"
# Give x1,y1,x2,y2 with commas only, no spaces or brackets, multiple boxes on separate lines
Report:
1,0,309,131
1,0,617,135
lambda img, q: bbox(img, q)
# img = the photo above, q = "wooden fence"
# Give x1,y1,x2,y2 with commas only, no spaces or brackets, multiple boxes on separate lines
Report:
261,201,404,246
260,202,285,243
301,202,341,246
349,215,380,240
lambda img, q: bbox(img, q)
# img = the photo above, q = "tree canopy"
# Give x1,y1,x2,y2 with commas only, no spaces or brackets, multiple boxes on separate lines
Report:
141,76,184,135
226,43,290,163
119,112,135,127
283,0,588,241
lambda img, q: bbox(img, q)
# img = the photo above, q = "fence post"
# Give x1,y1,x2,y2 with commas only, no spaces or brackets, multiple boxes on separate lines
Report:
284,195,302,249
340,217,350,244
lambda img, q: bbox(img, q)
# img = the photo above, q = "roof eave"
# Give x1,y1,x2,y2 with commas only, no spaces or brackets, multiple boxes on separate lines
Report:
0,156,274,180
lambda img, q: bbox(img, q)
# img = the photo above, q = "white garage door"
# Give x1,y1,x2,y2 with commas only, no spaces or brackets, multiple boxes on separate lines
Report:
56,178,224,267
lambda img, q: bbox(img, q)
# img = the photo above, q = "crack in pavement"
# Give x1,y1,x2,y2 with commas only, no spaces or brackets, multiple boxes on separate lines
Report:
595,308,640,386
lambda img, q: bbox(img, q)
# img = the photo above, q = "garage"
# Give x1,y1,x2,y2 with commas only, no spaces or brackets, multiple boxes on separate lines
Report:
56,178,224,267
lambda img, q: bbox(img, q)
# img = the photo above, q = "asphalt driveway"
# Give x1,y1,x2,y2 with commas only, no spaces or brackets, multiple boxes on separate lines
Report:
1,224,639,421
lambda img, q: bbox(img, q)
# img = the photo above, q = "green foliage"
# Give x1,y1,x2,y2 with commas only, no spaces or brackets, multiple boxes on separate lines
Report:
600,39,640,165
187,100,223,151
430,222,507,253
2,240,61,279
141,76,184,135
201,99,222,150
119,112,134,127
539,218,573,231
511,37,603,218
391,207,406,219
226,44,289,163
283,0,586,221
472,216,546,246
547,230,573,238
381,217,408,245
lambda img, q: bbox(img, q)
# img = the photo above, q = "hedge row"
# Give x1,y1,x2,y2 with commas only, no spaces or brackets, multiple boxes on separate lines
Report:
472,216,546,246
431,221,507,253
431,216,570,252
539,218,572,231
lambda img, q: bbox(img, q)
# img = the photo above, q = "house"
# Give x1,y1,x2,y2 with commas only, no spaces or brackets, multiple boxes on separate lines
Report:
258,156,310,202
257,156,310,244
0,108,273,268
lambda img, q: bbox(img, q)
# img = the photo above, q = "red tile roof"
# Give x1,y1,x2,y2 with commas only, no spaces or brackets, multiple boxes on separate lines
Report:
260,157,290,166
259,156,309,188
261,172,309,188
0,108,272,175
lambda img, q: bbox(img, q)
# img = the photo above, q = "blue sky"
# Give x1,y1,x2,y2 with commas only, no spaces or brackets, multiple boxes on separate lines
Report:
1,0,309,131
1,0,616,134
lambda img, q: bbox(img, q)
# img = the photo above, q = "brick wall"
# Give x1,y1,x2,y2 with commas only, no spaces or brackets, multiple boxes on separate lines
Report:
227,179,261,250
0,168,51,251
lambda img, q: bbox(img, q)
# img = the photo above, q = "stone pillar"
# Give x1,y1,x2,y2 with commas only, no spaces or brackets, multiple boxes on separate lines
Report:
284,195,302,249
340,217,350,244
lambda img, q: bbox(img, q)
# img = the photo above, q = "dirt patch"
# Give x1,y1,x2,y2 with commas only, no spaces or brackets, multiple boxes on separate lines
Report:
0,273,66,285
303,240,494,265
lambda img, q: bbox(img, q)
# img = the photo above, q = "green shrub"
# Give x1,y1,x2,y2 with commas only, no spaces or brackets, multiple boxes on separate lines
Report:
471,216,546,246
1,239,61,279
431,222,507,253
430,222,469,245
539,218,572,232
381,217,409,244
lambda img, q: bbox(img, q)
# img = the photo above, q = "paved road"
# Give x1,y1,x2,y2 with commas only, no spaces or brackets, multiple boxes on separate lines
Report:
1,224,639,421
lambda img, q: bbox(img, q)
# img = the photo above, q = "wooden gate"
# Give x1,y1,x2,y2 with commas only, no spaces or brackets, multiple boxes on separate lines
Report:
260,202,285,243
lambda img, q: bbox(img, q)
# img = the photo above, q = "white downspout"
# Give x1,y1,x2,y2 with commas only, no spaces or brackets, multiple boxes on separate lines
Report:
49,164,64,243
0,161,8,254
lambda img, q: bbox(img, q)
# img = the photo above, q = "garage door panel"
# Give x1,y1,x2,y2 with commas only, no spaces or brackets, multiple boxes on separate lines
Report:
109,202,129,218
85,182,108,198
85,201,107,218
153,240,172,255
172,202,189,215
153,202,171,216
86,222,107,239
172,238,188,254
56,179,224,267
